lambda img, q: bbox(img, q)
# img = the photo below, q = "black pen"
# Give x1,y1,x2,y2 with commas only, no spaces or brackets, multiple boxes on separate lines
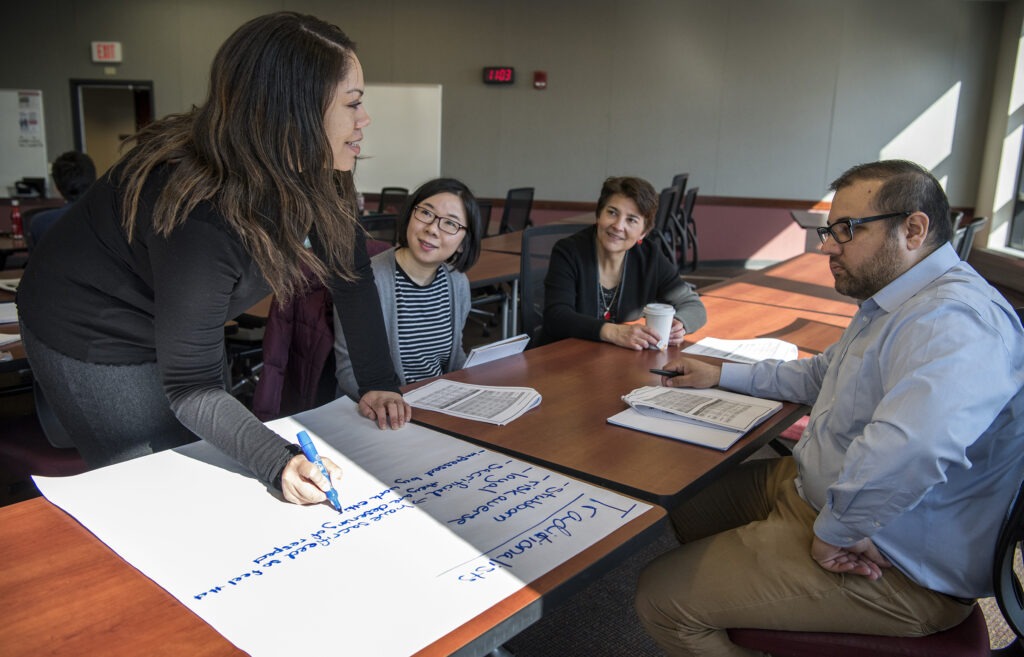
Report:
649,368,680,378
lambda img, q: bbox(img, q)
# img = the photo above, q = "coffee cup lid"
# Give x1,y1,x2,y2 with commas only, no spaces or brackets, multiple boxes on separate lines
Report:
643,303,674,315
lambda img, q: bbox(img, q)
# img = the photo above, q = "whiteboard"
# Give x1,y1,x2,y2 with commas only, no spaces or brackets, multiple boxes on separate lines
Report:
355,83,441,195
0,89,48,196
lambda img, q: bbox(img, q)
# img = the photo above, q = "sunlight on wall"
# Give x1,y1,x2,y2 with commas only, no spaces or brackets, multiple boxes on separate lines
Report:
1008,35,1024,117
880,82,961,172
995,124,1022,212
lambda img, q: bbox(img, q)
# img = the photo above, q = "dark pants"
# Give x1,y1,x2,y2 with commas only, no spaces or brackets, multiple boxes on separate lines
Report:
21,324,197,469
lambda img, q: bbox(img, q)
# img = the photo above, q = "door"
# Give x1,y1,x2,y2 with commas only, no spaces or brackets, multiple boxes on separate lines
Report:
70,80,154,176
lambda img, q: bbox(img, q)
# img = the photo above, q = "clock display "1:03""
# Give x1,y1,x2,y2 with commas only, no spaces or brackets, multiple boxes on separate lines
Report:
482,67,515,84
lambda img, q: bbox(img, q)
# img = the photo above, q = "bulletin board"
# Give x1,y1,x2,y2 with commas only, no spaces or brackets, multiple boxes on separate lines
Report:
0,89,48,196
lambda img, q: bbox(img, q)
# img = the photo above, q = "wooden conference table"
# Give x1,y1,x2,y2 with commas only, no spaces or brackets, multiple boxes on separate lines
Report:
407,252,857,506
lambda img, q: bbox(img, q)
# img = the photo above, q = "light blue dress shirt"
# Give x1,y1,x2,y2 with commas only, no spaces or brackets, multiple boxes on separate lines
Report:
720,243,1024,598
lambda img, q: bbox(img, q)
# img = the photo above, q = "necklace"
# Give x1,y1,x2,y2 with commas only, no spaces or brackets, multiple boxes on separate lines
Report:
596,257,627,321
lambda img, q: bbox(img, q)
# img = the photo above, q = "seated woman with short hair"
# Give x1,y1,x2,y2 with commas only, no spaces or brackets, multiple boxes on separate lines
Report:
541,176,706,350
334,178,482,399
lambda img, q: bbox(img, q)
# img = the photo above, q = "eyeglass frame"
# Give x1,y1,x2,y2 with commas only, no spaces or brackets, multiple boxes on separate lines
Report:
816,211,912,245
411,205,468,236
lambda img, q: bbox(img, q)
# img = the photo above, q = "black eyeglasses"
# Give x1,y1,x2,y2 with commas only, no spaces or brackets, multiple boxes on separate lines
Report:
412,205,467,236
816,211,911,245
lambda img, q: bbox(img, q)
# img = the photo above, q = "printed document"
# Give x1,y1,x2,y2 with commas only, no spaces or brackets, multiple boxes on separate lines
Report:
682,337,798,363
405,379,540,425
608,386,783,451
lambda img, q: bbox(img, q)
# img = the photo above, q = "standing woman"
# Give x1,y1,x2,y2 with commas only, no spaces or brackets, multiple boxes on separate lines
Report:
334,178,482,399
16,12,409,506
541,176,707,349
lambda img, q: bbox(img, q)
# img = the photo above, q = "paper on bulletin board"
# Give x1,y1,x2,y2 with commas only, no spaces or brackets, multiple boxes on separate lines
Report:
0,89,47,196
34,397,650,657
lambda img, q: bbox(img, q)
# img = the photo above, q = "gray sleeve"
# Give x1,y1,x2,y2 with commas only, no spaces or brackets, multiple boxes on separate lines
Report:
449,269,471,372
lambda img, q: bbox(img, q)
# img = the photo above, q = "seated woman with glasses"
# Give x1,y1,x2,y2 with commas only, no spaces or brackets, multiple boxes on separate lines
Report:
541,176,707,350
334,178,482,399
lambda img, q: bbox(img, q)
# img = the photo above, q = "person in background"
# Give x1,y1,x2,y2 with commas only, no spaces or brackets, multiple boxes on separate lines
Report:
335,177,482,399
540,175,706,349
635,159,1024,656
28,151,96,248
16,11,410,508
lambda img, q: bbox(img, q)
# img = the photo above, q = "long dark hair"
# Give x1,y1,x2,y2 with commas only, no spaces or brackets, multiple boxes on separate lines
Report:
117,11,361,302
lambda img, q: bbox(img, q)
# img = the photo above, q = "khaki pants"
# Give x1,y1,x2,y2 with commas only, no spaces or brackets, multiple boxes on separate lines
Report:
635,457,974,657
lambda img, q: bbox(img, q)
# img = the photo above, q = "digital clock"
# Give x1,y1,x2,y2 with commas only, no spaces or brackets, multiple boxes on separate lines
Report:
482,66,515,85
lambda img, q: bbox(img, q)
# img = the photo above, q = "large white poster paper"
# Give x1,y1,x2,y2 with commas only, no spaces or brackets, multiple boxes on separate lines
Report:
34,398,650,657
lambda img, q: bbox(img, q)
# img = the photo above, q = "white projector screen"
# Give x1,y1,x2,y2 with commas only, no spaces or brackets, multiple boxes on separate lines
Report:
354,83,441,195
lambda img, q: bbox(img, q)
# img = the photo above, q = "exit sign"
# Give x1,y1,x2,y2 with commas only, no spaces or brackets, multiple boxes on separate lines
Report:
91,41,123,63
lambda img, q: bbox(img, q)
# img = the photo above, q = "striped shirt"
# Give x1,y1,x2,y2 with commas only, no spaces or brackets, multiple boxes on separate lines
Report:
395,264,454,383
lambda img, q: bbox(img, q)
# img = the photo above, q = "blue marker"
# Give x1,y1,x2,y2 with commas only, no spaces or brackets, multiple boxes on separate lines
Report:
297,431,342,512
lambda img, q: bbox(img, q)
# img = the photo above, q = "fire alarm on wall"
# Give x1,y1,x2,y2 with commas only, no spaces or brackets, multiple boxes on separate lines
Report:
533,71,547,90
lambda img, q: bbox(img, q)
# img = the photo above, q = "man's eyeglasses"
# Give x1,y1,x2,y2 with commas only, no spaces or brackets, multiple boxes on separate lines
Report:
412,205,467,236
816,211,911,245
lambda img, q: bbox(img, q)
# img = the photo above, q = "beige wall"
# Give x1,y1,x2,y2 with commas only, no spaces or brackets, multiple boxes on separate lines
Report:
0,0,1007,207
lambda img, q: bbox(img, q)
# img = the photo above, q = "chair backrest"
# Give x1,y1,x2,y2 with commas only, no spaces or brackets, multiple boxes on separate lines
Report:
22,206,56,252
653,186,677,235
651,187,678,263
956,216,987,261
679,186,700,272
994,478,1024,640
519,223,588,341
359,213,399,250
950,210,966,231
377,187,409,215
477,200,494,237
671,172,689,218
499,187,534,234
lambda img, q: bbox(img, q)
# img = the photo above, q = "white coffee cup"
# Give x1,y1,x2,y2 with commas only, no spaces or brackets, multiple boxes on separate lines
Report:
642,303,675,351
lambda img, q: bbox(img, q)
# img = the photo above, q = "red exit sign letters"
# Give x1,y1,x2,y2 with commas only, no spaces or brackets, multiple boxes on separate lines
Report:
91,41,123,63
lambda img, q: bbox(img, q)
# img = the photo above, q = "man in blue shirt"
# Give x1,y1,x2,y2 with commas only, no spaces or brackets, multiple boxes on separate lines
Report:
636,160,1024,657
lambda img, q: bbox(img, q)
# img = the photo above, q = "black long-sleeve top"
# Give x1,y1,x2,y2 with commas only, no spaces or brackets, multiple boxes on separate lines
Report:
17,163,399,488
541,225,707,343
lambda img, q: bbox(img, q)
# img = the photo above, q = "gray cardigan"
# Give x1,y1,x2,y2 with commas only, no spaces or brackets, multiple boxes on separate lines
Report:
334,247,470,400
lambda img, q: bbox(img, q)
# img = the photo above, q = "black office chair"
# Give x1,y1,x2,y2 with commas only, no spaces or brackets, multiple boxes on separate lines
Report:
956,217,988,261
729,476,1024,657
671,173,689,215
951,210,966,232
376,186,408,216
359,213,399,246
225,311,267,407
477,200,494,237
651,187,679,265
519,223,588,343
675,186,700,273
498,187,534,234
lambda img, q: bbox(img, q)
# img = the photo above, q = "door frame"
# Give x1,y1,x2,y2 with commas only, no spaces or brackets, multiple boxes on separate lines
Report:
69,79,155,153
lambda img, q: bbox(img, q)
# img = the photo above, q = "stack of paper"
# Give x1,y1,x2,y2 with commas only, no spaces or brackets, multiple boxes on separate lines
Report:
0,303,18,325
463,333,530,368
608,385,782,450
682,337,797,363
405,379,541,425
